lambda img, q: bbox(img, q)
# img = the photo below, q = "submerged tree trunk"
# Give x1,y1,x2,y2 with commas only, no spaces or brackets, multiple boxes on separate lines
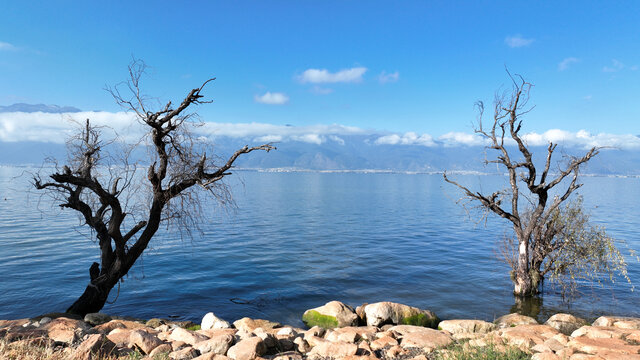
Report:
513,236,537,297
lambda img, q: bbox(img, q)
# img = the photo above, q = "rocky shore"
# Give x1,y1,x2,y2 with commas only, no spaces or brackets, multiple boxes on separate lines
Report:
2,300,640,360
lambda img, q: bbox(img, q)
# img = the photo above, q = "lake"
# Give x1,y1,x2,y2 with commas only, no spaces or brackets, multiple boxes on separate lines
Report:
0,166,638,327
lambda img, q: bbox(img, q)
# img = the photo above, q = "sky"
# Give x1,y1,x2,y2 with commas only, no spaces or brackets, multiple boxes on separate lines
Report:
0,1,639,146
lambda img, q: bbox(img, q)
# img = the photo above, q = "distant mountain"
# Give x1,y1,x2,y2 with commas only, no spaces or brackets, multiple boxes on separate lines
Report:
1,134,639,176
0,103,81,113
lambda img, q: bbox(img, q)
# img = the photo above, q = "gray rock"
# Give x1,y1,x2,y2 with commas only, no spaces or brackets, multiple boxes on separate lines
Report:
84,313,112,326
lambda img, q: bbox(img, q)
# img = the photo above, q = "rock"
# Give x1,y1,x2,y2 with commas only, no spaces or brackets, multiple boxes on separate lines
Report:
255,329,279,349
43,317,90,344
146,318,167,328
293,337,311,353
370,335,399,350
227,337,267,360
70,333,117,360
305,335,326,347
545,313,589,335
355,303,368,325
193,333,234,355
570,325,640,340
232,318,281,332
396,328,453,349
438,319,496,334
201,312,231,330
198,328,238,339
172,340,188,351
106,328,133,347
568,336,640,355
325,326,378,343
276,327,296,337
272,352,303,360
84,313,112,326
278,338,295,351
308,341,358,358
150,343,173,357
303,326,325,339
193,354,233,360
531,353,561,360
363,302,438,328
499,324,561,349
302,301,358,329
93,319,146,333
170,346,199,360
129,329,164,354
494,313,539,328
593,316,640,329
170,327,210,345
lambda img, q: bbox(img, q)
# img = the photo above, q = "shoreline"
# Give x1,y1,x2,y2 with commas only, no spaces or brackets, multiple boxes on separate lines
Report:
2,300,640,359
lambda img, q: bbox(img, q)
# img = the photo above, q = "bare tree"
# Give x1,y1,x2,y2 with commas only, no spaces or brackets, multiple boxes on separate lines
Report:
34,60,275,316
443,74,599,297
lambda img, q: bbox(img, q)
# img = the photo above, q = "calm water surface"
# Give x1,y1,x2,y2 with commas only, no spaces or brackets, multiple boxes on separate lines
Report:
0,166,638,326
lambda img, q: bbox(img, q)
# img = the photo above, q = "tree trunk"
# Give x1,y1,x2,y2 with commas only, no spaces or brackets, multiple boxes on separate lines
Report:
513,238,536,296
66,265,118,317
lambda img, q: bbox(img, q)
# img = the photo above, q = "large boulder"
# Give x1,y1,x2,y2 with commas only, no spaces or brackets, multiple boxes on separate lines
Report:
170,327,209,345
438,319,496,334
201,312,231,330
43,317,90,344
494,313,538,328
193,333,234,355
70,333,117,360
129,329,164,354
232,318,281,332
308,341,358,358
388,325,452,349
362,302,439,328
544,313,588,335
227,337,267,360
302,301,358,329
592,316,640,329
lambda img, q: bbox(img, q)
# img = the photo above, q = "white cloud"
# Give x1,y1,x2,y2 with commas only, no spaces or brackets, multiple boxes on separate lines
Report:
0,111,142,143
521,129,640,149
603,59,625,72
254,92,289,105
2,111,640,150
438,132,487,147
298,67,367,84
505,35,534,48
378,71,399,84
375,132,436,147
558,57,580,71
0,41,16,51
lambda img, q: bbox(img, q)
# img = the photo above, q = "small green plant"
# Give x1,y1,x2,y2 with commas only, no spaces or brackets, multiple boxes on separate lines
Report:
435,342,531,360
186,324,201,331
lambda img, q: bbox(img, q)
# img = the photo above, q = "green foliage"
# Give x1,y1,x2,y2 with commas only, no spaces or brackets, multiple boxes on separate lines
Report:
401,313,439,328
185,324,201,331
542,196,635,296
302,310,339,329
435,342,531,360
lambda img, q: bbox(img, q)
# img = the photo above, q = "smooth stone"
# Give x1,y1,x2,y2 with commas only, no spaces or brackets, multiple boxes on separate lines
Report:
201,312,231,330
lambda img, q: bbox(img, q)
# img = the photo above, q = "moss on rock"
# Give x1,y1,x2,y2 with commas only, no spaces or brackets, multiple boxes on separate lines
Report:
401,313,439,328
302,310,339,329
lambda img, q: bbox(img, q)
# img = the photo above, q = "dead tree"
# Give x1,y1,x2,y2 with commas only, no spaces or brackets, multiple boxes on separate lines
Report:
34,60,274,316
443,75,598,297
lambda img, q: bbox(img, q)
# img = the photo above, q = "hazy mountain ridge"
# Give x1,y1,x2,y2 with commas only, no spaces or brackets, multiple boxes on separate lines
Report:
0,103,81,113
3,135,639,175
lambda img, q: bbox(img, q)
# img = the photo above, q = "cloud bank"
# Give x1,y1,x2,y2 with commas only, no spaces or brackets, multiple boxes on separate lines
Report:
298,67,367,83
1,111,639,149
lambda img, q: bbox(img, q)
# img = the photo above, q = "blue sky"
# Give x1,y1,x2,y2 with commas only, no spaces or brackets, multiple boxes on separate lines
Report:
1,1,639,141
